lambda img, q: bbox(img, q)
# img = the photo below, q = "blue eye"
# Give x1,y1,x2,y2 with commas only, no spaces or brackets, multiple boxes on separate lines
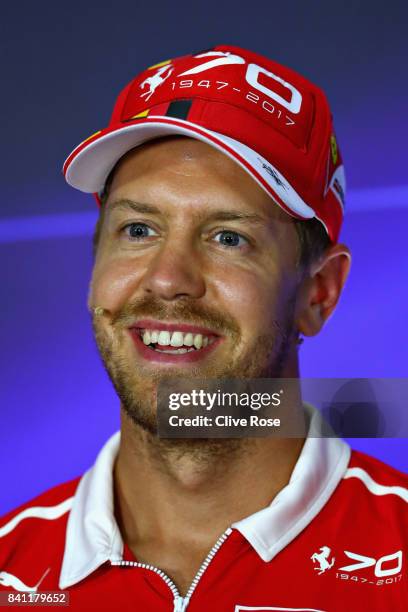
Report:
214,230,248,248
123,223,157,239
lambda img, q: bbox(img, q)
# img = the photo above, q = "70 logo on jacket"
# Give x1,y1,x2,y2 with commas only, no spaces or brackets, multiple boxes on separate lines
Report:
339,549,402,577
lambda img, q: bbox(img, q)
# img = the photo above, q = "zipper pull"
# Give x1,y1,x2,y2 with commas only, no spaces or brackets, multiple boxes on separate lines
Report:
173,595,190,612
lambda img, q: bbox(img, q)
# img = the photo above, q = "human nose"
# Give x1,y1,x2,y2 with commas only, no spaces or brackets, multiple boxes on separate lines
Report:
139,239,206,301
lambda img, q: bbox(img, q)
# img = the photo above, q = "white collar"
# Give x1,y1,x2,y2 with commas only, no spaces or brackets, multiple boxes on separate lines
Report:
59,403,350,588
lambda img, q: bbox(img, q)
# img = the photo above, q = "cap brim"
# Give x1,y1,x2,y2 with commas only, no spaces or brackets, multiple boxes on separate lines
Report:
63,116,315,219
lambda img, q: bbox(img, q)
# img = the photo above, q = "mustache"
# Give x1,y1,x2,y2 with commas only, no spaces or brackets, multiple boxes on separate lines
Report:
110,295,242,338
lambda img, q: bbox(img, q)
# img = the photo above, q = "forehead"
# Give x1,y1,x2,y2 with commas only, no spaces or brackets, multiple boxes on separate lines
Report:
104,136,293,226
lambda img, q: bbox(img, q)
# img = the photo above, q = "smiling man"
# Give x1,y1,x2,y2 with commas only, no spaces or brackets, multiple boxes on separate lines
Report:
0,46,406,611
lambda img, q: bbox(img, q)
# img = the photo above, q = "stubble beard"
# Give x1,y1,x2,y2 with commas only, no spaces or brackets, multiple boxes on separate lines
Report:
92,294,298,464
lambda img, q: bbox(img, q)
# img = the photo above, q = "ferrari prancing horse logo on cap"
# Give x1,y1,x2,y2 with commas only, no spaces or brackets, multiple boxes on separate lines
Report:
140,63,174,101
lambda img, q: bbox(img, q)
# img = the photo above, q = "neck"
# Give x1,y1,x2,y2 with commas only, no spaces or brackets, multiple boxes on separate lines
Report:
114,396,305,556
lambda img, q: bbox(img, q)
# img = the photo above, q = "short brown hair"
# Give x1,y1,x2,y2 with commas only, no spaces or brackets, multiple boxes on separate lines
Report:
292,217,331,271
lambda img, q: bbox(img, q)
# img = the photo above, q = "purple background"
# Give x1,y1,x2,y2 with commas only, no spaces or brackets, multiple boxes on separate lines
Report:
1,1,407,514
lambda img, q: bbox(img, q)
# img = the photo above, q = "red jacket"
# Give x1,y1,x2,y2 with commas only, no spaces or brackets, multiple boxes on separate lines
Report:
1,409,407,611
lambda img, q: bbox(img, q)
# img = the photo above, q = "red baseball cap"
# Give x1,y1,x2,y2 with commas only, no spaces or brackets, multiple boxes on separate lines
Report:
63,45,345,243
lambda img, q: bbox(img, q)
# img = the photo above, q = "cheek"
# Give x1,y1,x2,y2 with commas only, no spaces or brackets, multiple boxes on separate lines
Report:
213,267,282,332
89,258,145,312
214,261,299,343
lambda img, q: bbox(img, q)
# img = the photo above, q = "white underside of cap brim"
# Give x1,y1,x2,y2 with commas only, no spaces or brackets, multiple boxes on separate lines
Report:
64,118,315,219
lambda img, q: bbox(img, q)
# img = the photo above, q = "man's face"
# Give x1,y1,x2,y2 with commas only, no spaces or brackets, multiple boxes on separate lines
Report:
89,136,302,434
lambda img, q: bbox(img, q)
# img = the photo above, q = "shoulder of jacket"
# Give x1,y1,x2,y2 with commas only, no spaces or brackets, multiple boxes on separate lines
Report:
0,476,81,565
343,450,407,506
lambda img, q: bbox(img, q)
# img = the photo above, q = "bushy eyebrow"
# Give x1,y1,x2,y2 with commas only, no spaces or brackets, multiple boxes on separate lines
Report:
107,199,161,216
204,210,268,226
106,198,269,227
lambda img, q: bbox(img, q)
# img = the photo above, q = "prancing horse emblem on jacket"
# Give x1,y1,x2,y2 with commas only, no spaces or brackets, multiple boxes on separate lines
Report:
311,546,335,575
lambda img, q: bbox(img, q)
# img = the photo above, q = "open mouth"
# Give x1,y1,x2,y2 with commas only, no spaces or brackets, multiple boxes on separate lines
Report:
128,322,223,363
137,328,217,354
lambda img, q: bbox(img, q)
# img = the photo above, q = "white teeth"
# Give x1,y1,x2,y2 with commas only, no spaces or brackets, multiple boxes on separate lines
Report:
139,328,214,349
158,330,170,346
142,330,151,345
193,334,203,349
150,330,159,343
183,332,194,346
170,331,184,347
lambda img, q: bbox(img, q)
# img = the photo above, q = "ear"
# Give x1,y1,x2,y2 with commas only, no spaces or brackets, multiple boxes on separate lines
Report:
295,243,352,337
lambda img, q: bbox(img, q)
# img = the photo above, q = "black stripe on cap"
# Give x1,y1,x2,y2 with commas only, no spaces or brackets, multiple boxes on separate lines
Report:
166,99,193,120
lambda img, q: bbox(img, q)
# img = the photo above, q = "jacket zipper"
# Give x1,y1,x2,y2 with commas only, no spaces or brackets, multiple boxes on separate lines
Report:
110,527,232,611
